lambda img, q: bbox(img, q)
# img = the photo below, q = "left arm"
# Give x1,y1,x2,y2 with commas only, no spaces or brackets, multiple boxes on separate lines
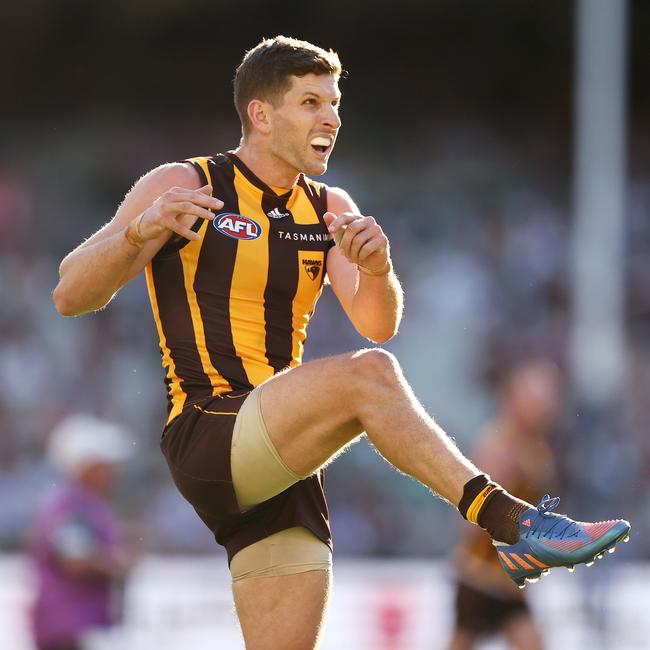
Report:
325,187,403,343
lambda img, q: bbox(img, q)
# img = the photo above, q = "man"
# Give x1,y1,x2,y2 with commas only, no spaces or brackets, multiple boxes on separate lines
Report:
448,359,562,650
29,415,133,650
53,36,630,650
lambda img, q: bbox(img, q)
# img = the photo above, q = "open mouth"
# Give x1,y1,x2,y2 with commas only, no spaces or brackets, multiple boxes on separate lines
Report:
310,135,333,157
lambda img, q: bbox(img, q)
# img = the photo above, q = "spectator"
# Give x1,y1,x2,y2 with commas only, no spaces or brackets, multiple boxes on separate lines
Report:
28,415,134,650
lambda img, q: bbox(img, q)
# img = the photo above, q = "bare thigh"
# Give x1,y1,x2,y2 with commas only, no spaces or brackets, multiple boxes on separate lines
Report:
233,569,331,650
259,348,476,506
259,350,375,476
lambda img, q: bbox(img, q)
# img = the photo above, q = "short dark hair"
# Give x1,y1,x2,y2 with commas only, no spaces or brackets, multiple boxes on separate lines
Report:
234,36,343,136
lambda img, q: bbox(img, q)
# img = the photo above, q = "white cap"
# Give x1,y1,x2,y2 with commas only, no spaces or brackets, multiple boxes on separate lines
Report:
48,414,132,477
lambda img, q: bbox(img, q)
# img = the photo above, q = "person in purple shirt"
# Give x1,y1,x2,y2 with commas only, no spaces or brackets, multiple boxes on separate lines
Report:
29,415,133,650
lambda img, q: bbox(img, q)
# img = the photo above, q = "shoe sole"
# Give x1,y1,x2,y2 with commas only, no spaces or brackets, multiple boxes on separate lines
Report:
512,524,631,588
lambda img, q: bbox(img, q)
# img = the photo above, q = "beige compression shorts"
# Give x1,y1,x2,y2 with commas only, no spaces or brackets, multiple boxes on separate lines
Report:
229,384,332,581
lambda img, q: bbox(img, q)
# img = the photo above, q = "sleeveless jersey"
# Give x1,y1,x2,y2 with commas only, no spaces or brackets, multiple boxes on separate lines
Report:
145,152,333,423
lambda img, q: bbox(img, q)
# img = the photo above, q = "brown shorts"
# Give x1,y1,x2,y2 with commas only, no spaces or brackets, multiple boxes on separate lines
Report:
454,580,529,634
160,389,332,564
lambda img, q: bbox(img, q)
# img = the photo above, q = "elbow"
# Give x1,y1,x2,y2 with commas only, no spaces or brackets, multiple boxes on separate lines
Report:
53,283,81,317
368,331,397,345
366,312,402,345
53,284,109,317
353,303,403,345
362,324,399,345
357,315,402,345
53,287,74,317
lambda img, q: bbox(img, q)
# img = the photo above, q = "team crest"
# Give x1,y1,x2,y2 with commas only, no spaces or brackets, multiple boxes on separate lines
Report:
214,213,262,240
302,258,322,281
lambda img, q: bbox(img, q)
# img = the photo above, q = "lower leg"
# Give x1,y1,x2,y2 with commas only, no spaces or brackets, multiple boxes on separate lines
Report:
348,351,525,536
355,360,478,507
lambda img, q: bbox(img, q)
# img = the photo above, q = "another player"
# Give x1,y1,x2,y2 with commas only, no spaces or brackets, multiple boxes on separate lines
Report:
53,36,630,649
449,359,562,650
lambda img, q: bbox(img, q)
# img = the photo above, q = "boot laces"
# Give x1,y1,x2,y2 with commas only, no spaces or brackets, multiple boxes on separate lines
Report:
529,494,581,540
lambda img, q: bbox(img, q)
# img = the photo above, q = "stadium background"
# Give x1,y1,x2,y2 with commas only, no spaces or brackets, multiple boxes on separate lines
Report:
1,0,649,647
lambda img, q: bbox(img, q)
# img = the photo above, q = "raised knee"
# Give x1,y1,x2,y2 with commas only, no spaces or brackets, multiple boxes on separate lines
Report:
350,348,401,387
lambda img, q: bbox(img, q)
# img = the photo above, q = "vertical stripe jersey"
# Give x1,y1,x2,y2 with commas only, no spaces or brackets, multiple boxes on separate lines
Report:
145,152,334,423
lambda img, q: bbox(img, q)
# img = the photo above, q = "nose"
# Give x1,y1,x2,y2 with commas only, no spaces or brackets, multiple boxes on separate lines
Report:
322,103,341,130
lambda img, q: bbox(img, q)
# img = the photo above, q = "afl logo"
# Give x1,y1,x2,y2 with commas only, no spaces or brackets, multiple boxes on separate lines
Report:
214,214,262,240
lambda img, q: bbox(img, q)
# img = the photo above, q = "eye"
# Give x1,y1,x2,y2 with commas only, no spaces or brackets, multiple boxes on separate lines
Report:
303,98,317,106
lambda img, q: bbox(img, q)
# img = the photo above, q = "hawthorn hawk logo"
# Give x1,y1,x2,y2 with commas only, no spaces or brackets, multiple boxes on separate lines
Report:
214,214,261,240
302,258,322,281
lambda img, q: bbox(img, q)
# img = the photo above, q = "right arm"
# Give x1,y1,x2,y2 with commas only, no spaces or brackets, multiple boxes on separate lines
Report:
53,162,223,316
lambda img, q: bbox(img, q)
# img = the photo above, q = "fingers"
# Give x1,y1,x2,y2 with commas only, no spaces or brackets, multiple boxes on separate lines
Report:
329,213,387,262
326,211,362,235
163,185,223,214
357,237,387,262
138,185,225,242
347,225,375,260
324,211,344,246
322,211,337,228
172,224,203,241
161,199,216,223
327,212,365,248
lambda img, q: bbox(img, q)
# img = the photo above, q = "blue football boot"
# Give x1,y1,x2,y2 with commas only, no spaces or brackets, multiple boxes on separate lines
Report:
494,495,631,588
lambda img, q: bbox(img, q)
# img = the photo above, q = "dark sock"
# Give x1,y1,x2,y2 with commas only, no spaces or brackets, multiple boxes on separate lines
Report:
458,474,531,544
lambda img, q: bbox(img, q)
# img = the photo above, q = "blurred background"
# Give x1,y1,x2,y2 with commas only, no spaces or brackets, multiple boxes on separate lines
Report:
1,0,649,648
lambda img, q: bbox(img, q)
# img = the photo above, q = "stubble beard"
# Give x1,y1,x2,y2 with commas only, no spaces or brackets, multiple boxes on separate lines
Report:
271,121,330,177
275,142,327,177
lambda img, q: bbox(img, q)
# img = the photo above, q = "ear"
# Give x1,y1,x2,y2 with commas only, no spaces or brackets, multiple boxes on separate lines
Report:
247,99,273,135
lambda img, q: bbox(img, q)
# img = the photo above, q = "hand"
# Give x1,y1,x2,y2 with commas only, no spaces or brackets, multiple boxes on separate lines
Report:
324,211,391,273
132,184,223,243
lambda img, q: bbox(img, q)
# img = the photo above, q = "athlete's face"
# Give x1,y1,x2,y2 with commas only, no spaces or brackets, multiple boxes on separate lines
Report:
268,73,341,177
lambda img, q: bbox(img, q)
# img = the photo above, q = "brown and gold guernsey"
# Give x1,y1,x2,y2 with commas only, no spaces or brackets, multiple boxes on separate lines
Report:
145,152,333,424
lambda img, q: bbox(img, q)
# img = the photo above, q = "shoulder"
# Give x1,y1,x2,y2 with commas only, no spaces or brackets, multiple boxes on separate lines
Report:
133,161,203,196
325,185,360,214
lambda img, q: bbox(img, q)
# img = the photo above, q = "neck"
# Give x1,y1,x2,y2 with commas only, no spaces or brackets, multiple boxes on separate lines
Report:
234,139,300,191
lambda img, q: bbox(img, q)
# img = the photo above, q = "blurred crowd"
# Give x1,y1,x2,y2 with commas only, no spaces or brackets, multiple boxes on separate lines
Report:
1,121,649,564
